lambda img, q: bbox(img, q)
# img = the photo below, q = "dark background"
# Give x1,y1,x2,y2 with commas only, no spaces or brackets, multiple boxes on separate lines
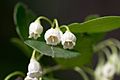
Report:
1,0,120,80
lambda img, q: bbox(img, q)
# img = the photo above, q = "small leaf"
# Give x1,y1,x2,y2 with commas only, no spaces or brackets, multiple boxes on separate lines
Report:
84,14,99,21
24,40,80,58
69,16,120,33
14,3,36,40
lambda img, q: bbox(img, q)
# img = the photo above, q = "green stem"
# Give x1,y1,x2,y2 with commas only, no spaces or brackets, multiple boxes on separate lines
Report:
36,54,43,61
39,77,42,80
109,45,118,55
102,47,111,60
4,71,25,80
31,50,36,59
43,65,61,75
110,38,120,51
93,39,114,52
74,67,89,80
52,19,59,28
82,67,94,76
97,51,105,66
35,16,52,27
32,50,44,61
60,25,70,32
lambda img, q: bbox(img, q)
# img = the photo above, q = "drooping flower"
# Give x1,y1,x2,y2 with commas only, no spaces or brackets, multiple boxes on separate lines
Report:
94,63,113,80
27,58,42,78
94,55,116,80
44,28,63,45
28,21,43,39
106,52,120,75
102,62,116,79
61,31,76,49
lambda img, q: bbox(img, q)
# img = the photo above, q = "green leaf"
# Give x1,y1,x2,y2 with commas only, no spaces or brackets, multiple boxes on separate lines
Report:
88,33,105,44
55,33,105,68
14,3,36,40
24,40,80,58
69,16,120,33
84,14,99,21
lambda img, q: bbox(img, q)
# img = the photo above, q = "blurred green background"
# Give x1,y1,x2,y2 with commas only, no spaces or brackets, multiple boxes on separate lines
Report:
1,0,120,80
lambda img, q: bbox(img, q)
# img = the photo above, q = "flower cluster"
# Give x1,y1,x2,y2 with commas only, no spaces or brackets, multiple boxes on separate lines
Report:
44,26,76,49
94,61,116,80
28,17,76,49
94,39,120,80
25,16,77,80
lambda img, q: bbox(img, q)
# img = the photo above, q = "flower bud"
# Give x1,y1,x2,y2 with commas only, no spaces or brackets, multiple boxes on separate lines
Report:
44,28,63,45
28,21,43,39
61,31,76,49
27,58,42,78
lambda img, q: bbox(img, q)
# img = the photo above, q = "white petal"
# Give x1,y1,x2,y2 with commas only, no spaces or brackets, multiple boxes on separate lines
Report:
102,62,115,78
29,21,43,39
27,58,42,78
61,31,76,42
44,28,63,45
61,31,76,49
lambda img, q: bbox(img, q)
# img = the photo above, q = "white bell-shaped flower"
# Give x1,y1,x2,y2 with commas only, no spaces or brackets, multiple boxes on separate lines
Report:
61,31,76,49
108,53,120,74
102,62,116,79
94,64,112,80
28,21,43,39
27,58,42,78
44,28,63,45
24,76,38,80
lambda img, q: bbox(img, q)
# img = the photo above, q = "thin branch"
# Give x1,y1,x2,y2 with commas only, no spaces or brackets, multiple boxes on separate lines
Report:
43,65,62,75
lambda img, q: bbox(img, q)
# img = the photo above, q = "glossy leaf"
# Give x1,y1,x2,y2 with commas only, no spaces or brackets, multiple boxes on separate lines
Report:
69,16,120,33
24,40,80,58
14,3,36,40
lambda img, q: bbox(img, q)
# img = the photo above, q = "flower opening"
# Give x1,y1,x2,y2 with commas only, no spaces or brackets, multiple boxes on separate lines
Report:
44,28,63,45
61,31,76,49
27,58,42,78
